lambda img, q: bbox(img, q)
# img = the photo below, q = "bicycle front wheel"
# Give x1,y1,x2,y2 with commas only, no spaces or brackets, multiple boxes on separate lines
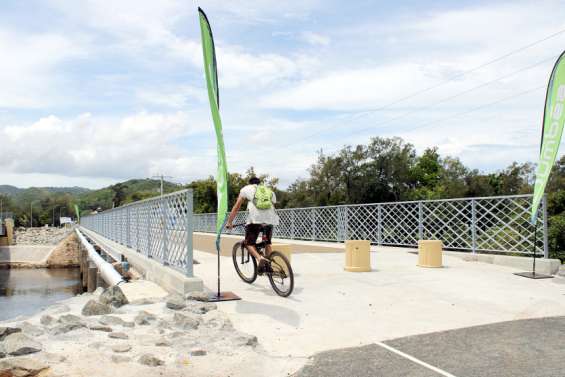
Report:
267,251,294,297
232,241,257,284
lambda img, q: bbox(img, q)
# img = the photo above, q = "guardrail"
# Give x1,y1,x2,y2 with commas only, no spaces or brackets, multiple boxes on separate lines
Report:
81,189,194,276
193,194,549,258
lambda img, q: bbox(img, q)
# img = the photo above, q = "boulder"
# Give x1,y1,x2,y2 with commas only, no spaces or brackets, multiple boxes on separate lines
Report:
99,316,134,328
111,355,132,363
232,332,258,347
39,315,54,327
0,327,21,342
186,291,209,302
138,354,164,367
99,286,128,308
155,338,171,347
20,322,44,337
93,287,105,296
0,343,5,359
134,311,156,326
111,344,132,353
4,333,42,356
185,302,217,315
50,322,86,336
165,294,186,310
88,325,113,333
108,332,128,340
173,312,199,330
202,310,233,331
0,357,49,377
82,300,113,316
57,314,84,325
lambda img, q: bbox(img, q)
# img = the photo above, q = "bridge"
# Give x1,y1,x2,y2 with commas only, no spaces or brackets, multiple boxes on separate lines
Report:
76,191,565,377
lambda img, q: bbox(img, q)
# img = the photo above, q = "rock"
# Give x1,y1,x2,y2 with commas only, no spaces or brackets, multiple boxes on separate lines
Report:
99,286,129,308
233,333,258,347
0,327,21,341
190,348,207,356
20,322,44,337
138,354,164,367
108,332,128,340
88,325,113,332
57,314,84,325
155,338,171,347
111,355,132,363
186,291,209,302
185,301,217,315
82,299,113,316
173,312,199,330
93,287,105,296
111,344,132,353
99,316,134,328
39,315,54,327
0,357,49,377
0,343,5,359
50,322,86,336
202,310,233,331
165,294,186,310
134,311,156,326
4,333,42,356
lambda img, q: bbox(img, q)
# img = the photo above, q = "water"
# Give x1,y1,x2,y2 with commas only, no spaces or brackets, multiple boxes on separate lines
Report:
0,268,82,322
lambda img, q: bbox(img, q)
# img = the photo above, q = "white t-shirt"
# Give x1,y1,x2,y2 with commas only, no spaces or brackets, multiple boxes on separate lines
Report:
239,184,279,225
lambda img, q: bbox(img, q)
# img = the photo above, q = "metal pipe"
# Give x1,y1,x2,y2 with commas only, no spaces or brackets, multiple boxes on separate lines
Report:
75,228,124,286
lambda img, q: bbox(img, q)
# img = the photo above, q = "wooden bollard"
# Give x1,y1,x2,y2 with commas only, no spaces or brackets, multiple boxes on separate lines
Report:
87,261,98,293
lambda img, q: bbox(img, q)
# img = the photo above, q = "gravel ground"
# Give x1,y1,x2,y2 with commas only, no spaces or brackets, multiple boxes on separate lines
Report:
14,227,73,245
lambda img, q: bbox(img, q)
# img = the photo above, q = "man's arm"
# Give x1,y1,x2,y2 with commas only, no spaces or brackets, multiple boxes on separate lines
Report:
226,196,245,229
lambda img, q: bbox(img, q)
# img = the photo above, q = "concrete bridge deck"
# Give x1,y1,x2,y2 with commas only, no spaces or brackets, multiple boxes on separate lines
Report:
193,245,565,375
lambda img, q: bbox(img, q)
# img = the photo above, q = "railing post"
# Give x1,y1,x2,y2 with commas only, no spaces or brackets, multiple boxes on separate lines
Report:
418,202,423,240
542,194,549,259
162,197,169,265
126,206,131,247
311,208,316,240
377,205,382,245
185,190,194,276
291,211,295,239
471,199,477,254
344,206,349,241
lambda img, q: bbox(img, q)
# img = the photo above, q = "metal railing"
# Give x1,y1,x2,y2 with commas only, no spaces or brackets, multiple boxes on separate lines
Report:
193,194,549,258
81,189,194,276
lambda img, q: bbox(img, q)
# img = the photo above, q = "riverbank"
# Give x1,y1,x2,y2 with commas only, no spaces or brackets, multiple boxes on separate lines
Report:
0,287,297,377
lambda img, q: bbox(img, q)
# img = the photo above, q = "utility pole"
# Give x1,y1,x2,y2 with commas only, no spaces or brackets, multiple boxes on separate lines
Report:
152,174,173,197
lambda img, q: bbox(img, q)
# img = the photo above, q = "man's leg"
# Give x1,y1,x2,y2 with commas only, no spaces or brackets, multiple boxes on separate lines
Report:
264,225,274,258
244,225,269,270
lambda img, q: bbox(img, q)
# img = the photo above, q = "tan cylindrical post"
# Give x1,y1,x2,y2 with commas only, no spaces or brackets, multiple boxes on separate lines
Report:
87,262,98,293
344,240,371,272
271,243,292,275
5,219,14,245
417,240,443,268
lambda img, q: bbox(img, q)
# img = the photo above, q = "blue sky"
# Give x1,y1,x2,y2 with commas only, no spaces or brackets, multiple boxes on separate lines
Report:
1,0,565,189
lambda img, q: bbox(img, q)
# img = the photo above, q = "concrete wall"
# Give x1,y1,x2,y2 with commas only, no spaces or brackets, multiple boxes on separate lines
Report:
80,227,203,295
0,245,54,267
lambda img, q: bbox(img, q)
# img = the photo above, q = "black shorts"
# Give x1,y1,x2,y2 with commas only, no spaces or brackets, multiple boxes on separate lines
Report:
244,224,273,246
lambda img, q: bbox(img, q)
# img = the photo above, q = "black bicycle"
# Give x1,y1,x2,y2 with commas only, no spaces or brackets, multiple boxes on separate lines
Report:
231,224,294,297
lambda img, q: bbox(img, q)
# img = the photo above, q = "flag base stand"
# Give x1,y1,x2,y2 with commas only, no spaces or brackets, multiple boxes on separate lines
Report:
513,272,553,279
208,291,241,302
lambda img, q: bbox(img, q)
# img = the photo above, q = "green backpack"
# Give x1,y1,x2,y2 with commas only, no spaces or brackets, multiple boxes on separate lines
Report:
253,184,273,210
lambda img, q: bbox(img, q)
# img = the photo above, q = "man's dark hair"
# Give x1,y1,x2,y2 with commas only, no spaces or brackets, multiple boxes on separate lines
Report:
248,177,261,185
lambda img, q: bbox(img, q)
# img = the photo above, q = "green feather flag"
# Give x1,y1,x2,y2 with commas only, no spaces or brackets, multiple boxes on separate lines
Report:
531,51,565,224
198,8,229,234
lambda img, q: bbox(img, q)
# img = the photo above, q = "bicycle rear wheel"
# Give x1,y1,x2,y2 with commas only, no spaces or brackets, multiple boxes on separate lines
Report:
267,251,294,297
232,241,257,283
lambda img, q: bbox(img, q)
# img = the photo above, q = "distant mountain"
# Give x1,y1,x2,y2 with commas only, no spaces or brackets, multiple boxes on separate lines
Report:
0,185,21,196
0,185,90,196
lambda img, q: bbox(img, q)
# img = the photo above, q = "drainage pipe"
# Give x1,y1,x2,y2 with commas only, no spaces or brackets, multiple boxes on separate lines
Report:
75,228,124,286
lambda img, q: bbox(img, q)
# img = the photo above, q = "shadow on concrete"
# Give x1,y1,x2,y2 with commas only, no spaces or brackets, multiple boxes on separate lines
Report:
235,300,301,327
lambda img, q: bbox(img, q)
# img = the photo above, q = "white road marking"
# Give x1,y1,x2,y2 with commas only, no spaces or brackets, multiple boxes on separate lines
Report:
376,341,458,377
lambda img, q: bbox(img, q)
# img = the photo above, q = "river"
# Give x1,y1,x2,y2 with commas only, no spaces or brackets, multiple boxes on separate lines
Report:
0,268,82,321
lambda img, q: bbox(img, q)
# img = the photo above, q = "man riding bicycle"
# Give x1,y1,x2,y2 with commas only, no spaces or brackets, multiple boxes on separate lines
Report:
226,176,279,274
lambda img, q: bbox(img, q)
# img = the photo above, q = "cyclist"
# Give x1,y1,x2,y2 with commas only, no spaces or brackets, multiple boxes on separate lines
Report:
226,176,279,273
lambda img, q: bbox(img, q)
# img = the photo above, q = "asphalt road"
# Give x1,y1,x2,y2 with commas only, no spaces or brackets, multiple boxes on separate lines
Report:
295,316,565,377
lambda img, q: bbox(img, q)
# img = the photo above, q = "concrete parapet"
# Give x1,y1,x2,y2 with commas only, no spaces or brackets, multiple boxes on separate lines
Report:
458,252,561,275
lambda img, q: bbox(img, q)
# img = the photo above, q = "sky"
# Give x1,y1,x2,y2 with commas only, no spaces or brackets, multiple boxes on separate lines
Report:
1,0,565,189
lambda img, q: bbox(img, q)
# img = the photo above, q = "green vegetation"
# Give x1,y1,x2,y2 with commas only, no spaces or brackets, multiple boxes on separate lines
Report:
1,137,563,260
